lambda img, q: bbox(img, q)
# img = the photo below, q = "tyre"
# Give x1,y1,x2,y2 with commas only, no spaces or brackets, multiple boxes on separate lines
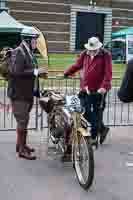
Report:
73,135,94,190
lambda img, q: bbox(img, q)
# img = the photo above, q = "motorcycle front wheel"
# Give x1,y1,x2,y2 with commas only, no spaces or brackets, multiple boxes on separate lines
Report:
73,135,94,190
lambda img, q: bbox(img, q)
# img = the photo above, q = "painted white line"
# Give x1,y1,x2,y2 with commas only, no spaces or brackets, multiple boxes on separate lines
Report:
125,162,133,167
128,152,133,155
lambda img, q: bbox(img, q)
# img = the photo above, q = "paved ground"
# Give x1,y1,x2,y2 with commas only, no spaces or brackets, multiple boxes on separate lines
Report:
0,127,133,200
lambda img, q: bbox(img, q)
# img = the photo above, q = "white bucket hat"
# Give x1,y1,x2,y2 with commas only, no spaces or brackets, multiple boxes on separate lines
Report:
84,37,103,51
21,26,39,38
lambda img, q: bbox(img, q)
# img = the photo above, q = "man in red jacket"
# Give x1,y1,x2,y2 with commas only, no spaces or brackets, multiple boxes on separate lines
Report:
64,37,112,145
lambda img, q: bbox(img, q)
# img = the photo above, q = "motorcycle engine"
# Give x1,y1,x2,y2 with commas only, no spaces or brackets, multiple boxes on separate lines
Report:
50,107,73,139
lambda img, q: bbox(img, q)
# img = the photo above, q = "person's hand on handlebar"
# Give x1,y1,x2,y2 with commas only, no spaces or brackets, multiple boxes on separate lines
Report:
64,73,74,79
79,87,106,96
97,88,106,94
82,86,90,95
34,68,48,79
64,73,68,78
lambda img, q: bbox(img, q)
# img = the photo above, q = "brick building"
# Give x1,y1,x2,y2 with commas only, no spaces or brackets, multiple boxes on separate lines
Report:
1,0,131,52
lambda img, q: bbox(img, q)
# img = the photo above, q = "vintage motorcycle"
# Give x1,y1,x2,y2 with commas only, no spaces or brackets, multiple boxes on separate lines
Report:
39,90,94,190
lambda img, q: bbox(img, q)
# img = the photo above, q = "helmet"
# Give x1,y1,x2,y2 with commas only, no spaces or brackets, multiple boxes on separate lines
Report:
21,26,39,41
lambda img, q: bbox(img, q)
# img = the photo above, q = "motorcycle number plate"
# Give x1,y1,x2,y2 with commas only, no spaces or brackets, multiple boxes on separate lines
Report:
65,95,80,107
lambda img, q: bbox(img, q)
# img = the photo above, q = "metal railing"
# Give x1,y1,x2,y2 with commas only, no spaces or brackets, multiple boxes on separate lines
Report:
39,76,133,129
0,74,133,131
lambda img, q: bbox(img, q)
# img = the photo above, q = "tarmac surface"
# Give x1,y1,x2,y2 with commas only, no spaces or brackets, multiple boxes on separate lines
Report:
0,127,133,200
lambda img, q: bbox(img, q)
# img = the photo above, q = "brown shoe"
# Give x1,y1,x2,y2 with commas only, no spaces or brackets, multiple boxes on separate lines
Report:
16,128,35,153
18,148,36,160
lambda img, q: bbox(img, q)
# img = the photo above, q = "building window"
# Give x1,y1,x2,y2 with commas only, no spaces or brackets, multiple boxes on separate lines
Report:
0,0,6,9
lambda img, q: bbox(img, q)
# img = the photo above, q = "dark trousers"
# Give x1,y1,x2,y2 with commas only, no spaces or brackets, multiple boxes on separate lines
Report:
79,92,107,139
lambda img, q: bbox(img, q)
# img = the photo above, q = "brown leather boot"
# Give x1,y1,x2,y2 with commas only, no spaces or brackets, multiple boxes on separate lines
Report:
16,127,24,152
16,128,36,160
23,130,35,153
18,146,36,160
16,145,35,153
16,129,35,153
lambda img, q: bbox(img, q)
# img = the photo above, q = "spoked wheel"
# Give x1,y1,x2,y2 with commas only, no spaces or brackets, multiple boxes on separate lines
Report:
74,136,94,190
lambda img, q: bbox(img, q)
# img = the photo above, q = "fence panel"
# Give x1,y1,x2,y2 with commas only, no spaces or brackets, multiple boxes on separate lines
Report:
0,76,133,131
39,77,133,128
